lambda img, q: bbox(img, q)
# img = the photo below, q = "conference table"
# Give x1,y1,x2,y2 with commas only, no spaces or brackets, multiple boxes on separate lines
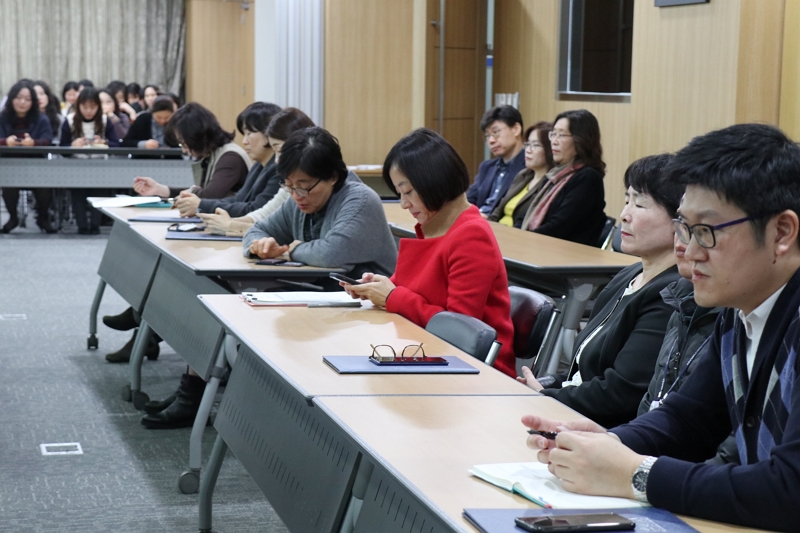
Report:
382,202,638,374
195,293,540,533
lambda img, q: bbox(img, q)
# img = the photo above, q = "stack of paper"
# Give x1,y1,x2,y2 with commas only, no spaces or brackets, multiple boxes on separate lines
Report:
241,292,362,308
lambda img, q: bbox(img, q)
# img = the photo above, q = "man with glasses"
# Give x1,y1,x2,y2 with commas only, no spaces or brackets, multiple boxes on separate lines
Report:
523,123,800,530
467,105,526,216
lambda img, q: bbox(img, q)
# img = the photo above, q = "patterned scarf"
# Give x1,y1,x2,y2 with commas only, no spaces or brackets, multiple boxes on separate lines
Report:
526,163,584,231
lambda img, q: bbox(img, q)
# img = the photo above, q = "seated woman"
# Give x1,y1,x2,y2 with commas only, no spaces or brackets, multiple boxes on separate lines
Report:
520,154,682,428
132,102,249,201
199,107,314,236
342,128,517,378
33,80,65,146
60,87,121,235
140,126,398,430
172,102,282,218
61,81,79,116
120,95,176,149
518,109,607,246
488,121,554,227
243,126,397,283
0,80,55,233
99,88,132,140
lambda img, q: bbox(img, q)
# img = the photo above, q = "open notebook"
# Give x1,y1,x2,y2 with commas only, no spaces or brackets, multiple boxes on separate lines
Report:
469,462,647,510
241,291,362,308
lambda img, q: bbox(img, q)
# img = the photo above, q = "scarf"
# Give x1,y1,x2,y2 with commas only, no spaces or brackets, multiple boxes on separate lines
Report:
525,163,584,231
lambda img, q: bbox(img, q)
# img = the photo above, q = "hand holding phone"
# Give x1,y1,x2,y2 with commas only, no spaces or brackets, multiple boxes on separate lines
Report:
330,273,362,285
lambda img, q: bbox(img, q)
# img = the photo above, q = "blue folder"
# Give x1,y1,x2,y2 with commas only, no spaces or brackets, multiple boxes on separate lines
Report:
462,508,699,533
165,231,242,242
322,356,479,374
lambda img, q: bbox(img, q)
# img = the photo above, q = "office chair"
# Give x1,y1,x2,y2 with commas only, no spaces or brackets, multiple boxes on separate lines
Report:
507,286,560,377
425,311,499,364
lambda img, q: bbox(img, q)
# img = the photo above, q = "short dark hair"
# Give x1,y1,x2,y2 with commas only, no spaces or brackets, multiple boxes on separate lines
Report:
553,109,605,174
524,121,555,169
238,102,282,147
107,80,126,97
125,83,141,100
167,102,234,157
666,123,800,244
2,80,40,127
382,128,470,212
78,79,94,88
624,153,681,218
480,105,524,133
150,95,175,114
266,107,315,141
277,127,349,192
62,81,80,100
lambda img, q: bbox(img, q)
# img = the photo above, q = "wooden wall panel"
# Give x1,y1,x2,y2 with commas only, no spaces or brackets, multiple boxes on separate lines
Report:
780,0,800,139
185,0,254,138
324,0,415,166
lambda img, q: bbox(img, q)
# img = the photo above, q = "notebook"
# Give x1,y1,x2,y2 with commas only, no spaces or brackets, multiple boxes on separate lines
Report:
469,462,647,510
462,508,698,533
129,215,201,223
88,196,161,208
165,231,242,241
323,355,478,374
241,291,362,307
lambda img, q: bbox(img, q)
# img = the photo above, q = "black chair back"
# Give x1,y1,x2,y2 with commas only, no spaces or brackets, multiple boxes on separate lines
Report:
598,216,616,249
508,286,558,375
425,311,497,362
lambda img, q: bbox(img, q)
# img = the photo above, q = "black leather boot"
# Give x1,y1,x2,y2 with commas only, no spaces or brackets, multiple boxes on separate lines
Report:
1,215,19,234
143,393,177,415
102,306,139,331
141,373,206,429
105,329,160,363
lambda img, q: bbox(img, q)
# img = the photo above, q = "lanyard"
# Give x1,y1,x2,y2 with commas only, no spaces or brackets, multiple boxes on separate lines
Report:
654,335,712,402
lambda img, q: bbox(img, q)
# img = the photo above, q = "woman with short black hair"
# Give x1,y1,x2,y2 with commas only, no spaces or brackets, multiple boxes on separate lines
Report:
343,128,517,378
121,95,176,149
132,102,249,200
125,82,143,113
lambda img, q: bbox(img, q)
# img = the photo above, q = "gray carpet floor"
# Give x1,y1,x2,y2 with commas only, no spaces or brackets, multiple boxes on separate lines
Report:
0,208,290,532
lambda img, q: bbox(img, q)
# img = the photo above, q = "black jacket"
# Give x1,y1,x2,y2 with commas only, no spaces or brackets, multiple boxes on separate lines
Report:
541,262,681,428
197,155,280,217
120,112,178,148
466,149,527,213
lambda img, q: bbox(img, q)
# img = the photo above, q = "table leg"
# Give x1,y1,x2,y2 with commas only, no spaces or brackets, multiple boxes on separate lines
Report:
87,279,106,350
338,459,374,533
122,321,152,407
198,434,227,533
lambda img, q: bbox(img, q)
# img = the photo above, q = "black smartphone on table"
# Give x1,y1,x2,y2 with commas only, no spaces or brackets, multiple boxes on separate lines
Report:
514,513,635,533
329,273,361,285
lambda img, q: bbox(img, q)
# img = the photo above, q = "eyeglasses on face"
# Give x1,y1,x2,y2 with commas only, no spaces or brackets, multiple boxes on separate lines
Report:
548,131,572,141
483,126,508,141
523,142,542,151
280,178,322,198
369,343,425,362
672,215,763,249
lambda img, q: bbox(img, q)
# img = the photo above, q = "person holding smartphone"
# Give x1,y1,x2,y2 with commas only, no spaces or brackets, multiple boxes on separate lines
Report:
0,79,55,233
342,128,517,378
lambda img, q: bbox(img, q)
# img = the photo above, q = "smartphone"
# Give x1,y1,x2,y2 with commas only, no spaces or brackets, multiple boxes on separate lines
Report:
169,222,204,232
283,261,305,267
514,513,635,533
256,258,287,265
369,356,448,366
329,273,361,285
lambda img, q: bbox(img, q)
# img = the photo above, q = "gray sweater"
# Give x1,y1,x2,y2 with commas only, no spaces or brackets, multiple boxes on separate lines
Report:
243,172,397,279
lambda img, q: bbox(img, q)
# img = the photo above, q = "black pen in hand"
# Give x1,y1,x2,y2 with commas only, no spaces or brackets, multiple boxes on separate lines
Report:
527,429,558,440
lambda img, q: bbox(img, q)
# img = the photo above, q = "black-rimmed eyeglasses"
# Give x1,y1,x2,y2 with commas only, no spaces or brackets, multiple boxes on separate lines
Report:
281,179,322,198
672,215,763,249
369,343,425,362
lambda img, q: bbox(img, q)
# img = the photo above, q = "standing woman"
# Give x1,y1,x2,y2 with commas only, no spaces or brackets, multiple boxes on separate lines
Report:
33,80,65,145
488,121,555,227
60,87,121,234
0,80,55,233
344,128,517,378
519,109,608,246
132,102,249,201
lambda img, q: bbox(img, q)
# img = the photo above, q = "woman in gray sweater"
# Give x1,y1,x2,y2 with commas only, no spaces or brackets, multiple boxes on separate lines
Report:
244,126,397,286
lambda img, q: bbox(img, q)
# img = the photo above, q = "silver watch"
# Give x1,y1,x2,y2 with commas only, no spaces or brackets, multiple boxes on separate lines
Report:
631,456,657,503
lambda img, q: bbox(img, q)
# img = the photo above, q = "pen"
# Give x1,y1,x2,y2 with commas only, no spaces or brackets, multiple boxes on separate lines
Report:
527,429,558,440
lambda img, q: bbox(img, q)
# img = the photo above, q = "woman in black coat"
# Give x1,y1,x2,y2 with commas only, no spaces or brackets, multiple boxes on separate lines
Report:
521,154,683,428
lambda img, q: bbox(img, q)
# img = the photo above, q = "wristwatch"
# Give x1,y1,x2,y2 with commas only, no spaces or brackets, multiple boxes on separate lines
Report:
631,456,657,503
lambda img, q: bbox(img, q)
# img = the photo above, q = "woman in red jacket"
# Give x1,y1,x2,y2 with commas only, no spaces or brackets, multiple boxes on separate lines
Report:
344,128,517,377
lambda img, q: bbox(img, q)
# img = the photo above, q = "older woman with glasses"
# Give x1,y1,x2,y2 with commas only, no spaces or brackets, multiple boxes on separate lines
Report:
519,154,682,428
243,126,397,285
341,128,517,378
511,109,608,246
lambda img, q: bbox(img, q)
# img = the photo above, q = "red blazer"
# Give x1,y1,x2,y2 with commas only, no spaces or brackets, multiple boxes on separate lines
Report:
386,205,516,377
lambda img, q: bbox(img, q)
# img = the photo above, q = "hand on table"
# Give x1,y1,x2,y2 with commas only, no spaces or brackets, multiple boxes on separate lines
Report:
250,237,289,259
175,190,201,217
133,176,169,198
71,137,86,147
521,414,640,499
198,208,232,235
346,273,396,307
19,133,34,147
143,139,160,149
